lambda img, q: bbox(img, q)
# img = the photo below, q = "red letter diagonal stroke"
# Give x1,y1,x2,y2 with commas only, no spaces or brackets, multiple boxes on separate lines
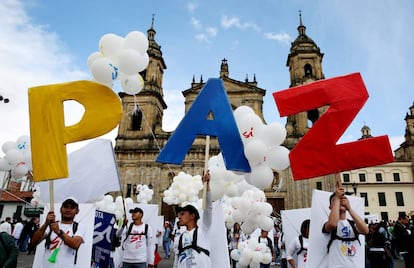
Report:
273,73,394,180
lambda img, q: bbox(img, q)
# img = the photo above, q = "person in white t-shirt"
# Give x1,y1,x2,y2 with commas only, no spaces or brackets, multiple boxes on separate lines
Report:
176,171,212,268
116,206,155,268
31,197,85,268
12,218,24,245
286,219,310,268
277,226,288,268
0,217,12,235
322,182,368,268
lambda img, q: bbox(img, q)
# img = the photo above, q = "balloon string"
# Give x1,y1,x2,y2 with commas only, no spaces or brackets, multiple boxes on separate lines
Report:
132,95,139,115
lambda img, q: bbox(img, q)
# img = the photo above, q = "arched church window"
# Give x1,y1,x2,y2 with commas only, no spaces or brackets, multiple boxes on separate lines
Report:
131,110,143,130
304,64,313,77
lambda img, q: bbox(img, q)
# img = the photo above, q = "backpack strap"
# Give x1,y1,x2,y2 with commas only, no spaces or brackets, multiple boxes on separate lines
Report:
72,221,79,265
44,221,79,264
122,223,148,250
297,235,307,255
326,219,361,253
178,227,210,256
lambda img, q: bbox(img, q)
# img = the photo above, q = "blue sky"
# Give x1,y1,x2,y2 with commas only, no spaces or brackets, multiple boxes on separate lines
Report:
0,0,412,153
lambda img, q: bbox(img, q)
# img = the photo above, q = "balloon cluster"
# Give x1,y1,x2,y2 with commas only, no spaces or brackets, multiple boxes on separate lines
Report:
163,172,204,206
234,106,290,189
208,153,255,201
87,31,149,95
95,195,128,220
135,184,154,204
222,188,274,233
230,238,272,268
30,187,43,206
0,135,32,179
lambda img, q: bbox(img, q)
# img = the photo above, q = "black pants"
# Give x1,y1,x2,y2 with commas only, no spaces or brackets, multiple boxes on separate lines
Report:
401,252,414,268
367,251,389,268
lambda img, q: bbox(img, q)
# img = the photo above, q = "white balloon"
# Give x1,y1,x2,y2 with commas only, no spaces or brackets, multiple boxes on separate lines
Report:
261,253,272,264
124,197,134,205
244,139,267,165
22,151,32,170
237,113,263,144
0,158,11,171
117,49,148,75
11,164,28,179
251,251,263,264
6,149,23,165
257,216,274,232
230,249,241,261
241,221,256,235
91,58,118,83
16,135,31,151
99,33,124,60
257,122,286,147
2,141,17,154
104,195,114,203
265,146,290,171
120,73,144,95
239,248,253,265
233,106,255,121
249,164,274,190
87,51,103,69
124,31,149,54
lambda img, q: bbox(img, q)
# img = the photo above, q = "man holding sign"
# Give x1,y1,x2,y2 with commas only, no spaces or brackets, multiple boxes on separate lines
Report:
176,172,212,268
31,197,85,267
322,182,368,267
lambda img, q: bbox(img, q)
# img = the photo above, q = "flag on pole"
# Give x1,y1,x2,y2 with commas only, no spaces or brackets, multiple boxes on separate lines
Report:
39,139,121,203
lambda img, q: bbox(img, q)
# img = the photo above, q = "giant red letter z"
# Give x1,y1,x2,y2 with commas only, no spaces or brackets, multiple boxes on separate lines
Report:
273,73,394,180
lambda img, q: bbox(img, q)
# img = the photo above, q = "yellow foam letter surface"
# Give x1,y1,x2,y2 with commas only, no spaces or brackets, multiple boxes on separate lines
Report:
29,80,122,181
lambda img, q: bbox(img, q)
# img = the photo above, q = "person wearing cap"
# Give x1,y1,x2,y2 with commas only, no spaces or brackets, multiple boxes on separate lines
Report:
116,206,155,268
176,171,212,268
31,197,85,267
322,182,368,268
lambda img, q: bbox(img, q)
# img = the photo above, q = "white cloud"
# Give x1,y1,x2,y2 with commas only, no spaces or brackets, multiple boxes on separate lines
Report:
187,1,198,13
194,33,210,43
206,27,217,37
221,15,260,31
0,1,109,153
162,89,184,132
264,32,292,44
191,17,202,29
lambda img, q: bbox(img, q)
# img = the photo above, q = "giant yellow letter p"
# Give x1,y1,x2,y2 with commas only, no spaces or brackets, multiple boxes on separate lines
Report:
29,80,122,181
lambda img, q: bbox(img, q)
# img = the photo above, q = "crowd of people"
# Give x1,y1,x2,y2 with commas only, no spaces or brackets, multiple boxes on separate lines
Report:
0,216,40,254
1,179,413,267
0,216,40,267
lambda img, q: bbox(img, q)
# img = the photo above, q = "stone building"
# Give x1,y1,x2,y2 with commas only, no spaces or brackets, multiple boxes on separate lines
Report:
114,18,268,220
114,15,413,220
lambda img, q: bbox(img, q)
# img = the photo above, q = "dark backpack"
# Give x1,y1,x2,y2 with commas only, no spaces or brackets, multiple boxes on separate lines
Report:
258,236,274,255
111,228,121,250
122,223,148,250
178,227,210,256
0,232,18,268
45,221,79,264
326,219,360,253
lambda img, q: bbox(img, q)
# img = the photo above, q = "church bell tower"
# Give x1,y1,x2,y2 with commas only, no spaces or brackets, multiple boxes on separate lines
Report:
284,12,325,149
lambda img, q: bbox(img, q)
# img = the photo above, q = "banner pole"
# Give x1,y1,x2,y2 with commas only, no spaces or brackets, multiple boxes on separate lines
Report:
202,135,210,210
49,180,54,212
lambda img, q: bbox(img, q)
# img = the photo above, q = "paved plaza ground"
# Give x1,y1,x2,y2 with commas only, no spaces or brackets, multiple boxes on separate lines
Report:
17,248,405,267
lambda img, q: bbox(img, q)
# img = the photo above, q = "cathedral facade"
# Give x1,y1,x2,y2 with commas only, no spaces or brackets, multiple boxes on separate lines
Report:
114,16,414,220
